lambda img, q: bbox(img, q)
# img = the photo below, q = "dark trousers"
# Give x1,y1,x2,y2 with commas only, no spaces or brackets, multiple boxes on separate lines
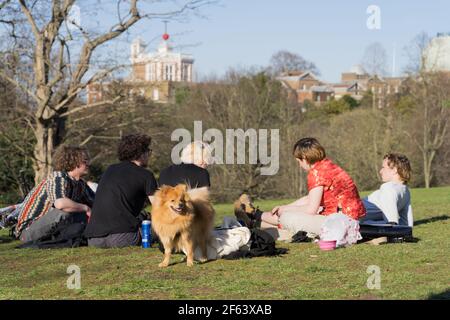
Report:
87,232,140,248
20,208,86,243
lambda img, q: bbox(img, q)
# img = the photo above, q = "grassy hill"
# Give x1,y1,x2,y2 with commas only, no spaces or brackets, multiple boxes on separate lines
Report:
0,187,449,299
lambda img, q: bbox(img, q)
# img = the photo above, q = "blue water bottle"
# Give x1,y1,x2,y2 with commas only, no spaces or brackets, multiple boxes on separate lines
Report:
141,220,151,248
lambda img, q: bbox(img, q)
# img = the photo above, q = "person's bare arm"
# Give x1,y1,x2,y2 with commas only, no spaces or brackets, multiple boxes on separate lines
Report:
277,187,324,216
54,197,90,213
270,195,310,216
289,195,309,206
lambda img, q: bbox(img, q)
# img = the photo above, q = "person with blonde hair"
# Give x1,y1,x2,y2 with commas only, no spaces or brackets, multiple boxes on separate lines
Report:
159,141,213,188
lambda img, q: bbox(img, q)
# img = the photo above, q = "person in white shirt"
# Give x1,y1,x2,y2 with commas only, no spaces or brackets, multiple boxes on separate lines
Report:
360,153,413,227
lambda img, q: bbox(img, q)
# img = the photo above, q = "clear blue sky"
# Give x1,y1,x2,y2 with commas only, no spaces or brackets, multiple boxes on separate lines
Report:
170,0,450,81
85,0,450,82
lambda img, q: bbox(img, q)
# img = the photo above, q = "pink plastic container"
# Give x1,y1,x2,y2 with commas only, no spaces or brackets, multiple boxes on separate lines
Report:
318,240,336,251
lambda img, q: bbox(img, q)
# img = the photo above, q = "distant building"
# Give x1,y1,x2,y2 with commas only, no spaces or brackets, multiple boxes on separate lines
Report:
332,64,369,100
277,65,404,109
130,37,194,83
87,33,194,104
276,71,334,104
333,64,404,108
424,32,450,72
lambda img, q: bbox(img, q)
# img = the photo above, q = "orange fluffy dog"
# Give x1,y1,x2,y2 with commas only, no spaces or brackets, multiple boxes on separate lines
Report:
151,184,215,267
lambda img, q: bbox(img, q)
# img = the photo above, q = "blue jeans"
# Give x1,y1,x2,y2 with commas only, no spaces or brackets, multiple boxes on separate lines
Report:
360,199,388,224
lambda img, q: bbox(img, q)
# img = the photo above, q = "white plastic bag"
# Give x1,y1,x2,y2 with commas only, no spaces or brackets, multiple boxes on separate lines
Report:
185,216,252,261
320,213,362,247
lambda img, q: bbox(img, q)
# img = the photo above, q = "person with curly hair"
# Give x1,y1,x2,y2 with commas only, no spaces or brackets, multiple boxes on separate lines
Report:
360,153,413,227
16,145,95,242
84,134,158,248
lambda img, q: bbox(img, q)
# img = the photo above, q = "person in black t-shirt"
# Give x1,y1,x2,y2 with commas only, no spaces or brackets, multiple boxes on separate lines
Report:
159,141,212,188
84,134,158,248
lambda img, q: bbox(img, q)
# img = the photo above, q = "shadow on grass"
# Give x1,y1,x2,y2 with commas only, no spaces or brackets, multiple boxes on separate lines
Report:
427,289,450,300
415,215,449,226
0,235,14,244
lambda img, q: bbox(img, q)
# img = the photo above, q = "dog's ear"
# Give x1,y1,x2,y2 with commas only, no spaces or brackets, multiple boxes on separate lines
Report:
153,186,171,206
240,203,246,210
175,183,188,193
159,185,172,194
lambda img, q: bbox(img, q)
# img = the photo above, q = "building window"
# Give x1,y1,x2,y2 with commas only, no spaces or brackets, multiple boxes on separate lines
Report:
149,64,154,81
145,64,150,81
165,65,174,81
182,64,190,81
165,65,169,81
153,88,159,101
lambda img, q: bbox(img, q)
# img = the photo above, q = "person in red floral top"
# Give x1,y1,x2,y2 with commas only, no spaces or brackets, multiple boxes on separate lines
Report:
261,137,365,238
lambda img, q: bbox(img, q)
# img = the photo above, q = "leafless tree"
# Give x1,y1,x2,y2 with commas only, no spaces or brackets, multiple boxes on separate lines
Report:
0,0,213,183
174,69,300,201
402,31,431,75
402,72,450,188
362,42,388,77
269,50,320,76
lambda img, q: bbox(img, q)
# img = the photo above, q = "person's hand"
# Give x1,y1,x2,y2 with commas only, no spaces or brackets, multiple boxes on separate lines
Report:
271,206,280,215
85,205,92,220
271,206,285,216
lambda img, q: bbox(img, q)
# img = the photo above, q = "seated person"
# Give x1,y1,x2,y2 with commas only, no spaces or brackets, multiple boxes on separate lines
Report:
261,137,366,238
16,146,94,243
159,141,212,188
84,134,158,248
360,153,413,227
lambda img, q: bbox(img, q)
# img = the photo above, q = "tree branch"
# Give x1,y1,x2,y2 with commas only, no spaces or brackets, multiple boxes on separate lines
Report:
0,70,39,102
69,0,140,91
18,0,41,38
59,96,122,118
52,64,127,113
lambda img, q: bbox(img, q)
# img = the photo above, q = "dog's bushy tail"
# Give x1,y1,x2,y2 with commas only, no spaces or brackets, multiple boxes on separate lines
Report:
188,187,215,226
187,186,210,203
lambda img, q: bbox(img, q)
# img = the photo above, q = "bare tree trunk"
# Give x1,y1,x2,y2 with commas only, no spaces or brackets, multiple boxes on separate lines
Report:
1,0,210,184
423,150,436,189
33,122,55,183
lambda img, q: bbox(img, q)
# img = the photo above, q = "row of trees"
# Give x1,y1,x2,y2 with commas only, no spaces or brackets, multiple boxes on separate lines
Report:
171,70,450,201
0,0,212,184
0,1,449,204
2,66,449,203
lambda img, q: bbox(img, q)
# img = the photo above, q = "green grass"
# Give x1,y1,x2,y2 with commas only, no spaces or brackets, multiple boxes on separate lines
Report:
0,187,449,300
